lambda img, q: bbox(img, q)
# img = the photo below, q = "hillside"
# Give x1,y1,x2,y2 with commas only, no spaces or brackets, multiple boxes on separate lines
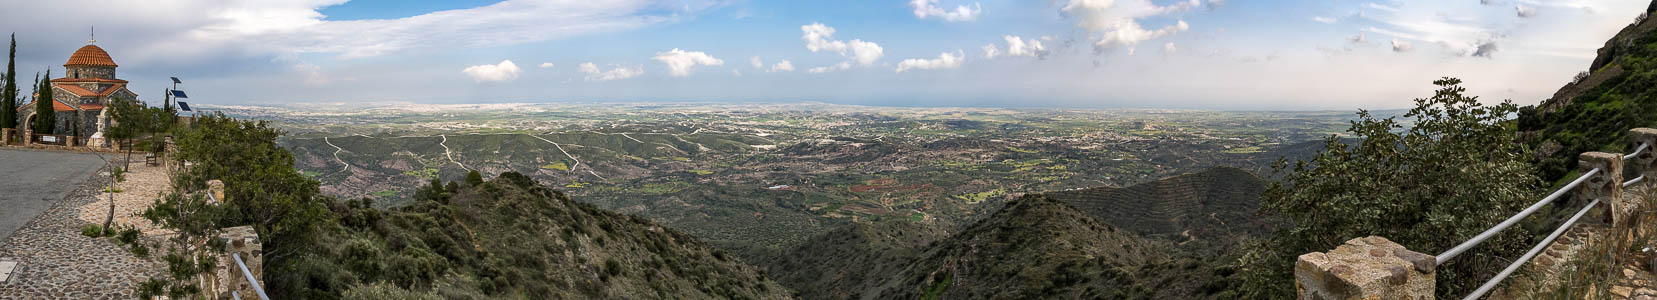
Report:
1519,6,1657,181
273,172,792,299
1044,166,1269,241
833,195,1240,299
766,167,1265,299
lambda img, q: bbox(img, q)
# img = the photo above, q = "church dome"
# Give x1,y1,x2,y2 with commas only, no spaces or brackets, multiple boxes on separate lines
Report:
64,45,117,67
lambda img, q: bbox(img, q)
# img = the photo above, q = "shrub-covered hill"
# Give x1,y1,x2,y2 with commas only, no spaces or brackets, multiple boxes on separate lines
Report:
1043,166,1269,241
1519,5,1657,182
769,194,1248,300
761,218,951,299
274,172,792,299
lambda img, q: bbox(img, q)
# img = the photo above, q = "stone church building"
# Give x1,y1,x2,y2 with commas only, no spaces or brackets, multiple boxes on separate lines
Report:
15,41,138,145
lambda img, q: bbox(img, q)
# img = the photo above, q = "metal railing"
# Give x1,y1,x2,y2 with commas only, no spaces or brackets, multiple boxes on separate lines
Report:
1436,167,1601,265
1449,142,1648,299
232,252,269,300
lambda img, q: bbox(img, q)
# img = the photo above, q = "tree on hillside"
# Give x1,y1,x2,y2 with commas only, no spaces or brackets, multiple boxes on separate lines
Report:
31,70,52,134
0,34,18,131
1236,78,1539,298
466,169,483,186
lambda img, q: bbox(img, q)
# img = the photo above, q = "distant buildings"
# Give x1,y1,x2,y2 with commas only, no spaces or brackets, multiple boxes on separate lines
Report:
15,40,138,146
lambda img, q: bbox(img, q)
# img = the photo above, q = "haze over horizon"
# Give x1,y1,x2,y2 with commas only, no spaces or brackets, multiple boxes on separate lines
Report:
0,0,1644,110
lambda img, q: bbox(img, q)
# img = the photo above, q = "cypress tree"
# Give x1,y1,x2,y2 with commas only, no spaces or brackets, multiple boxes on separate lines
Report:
32,70,53,135
0,33,16,130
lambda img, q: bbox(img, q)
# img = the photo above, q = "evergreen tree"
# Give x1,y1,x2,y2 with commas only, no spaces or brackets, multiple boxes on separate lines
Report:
31,70,53,134
0,33,16,130
466,169,484,186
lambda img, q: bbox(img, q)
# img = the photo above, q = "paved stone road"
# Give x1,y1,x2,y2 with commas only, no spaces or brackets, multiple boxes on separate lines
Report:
0,160,164,299
0,149,106,242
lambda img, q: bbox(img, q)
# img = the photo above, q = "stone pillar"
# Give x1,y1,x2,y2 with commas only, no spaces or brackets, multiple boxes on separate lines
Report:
1296,236,1435,300
1578,152,1625,224
67,136,76,147
0,128,11,145
214,226,262,299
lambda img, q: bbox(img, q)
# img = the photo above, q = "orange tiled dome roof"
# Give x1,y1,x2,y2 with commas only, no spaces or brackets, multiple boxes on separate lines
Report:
64,45,117,67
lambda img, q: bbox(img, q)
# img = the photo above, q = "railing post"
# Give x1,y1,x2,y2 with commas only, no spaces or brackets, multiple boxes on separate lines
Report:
1577,152,1623,223
214,226,262,299
1296,236,1435,299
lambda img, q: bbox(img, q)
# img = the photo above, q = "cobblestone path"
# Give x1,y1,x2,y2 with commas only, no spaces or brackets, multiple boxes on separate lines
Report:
0,165,165,299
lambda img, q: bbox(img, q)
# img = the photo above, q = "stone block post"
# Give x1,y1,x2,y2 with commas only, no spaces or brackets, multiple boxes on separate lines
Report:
213,226,262,299
1578,152,1624,224
0,128,12,145
1296,236,1435,300
1632,128,1657,180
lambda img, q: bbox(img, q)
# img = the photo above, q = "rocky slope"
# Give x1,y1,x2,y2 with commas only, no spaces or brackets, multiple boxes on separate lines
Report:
1520,5,1657,181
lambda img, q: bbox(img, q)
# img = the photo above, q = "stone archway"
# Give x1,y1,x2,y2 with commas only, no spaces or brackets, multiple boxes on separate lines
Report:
21,113,34,137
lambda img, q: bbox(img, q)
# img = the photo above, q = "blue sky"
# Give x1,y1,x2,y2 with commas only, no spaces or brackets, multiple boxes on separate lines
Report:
0,0,1646,110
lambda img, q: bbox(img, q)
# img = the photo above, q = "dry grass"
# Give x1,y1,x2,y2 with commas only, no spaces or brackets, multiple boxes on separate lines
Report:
1519,187,1657,299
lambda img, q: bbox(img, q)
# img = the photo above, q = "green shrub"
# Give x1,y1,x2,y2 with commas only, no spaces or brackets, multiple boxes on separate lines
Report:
80,224,103,238
117,227,140,244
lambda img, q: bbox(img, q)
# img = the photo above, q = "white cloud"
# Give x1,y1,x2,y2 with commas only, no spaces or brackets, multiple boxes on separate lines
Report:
1060,0,1199,50
1391,39,1413,52
895,50,965,73
807,62,852,74
1516,5,1536,18
1003,35,1048,58
909,0,982,22
461,60,522,82
1349,32,1368,44
750,56,764,69
539,62,555,68
578,62,644,82
652,48,724,77
769,60,796,72
1364,2,1400,13
1359,5,1496,56
1163,42,1177,54
984,35,1047,59
801,23,884,67
981,44,1001,58
1313,16,1337,23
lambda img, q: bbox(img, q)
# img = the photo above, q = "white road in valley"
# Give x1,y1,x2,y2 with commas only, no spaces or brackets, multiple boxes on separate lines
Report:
440,135,470,170
323,137,349,173
527,135,596,178
618,133,644,143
